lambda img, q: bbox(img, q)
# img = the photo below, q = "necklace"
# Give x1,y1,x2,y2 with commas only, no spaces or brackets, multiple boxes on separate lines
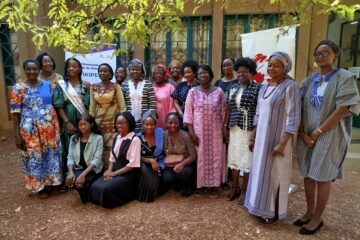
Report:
262,84,278,99
98,82,110,97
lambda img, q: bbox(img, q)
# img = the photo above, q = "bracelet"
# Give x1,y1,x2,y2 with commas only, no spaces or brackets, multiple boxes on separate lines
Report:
317,128,323,134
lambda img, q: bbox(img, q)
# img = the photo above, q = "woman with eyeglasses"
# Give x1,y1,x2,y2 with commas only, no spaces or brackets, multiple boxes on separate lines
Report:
184,64,227,198
295,40,360,235
89,112,141,208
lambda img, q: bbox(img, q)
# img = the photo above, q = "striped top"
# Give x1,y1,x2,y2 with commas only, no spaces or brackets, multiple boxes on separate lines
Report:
121,79,156,132
297,69,360,181
227,81,261,130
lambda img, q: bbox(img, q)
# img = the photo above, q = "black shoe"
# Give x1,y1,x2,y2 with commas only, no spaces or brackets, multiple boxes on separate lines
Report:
293,218,311,227
37,189,49,199
180,188,193,197
227,188,240,201
299,221,324,235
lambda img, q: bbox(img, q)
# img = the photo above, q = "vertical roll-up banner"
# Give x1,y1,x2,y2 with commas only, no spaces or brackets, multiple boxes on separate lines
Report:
241,27,296,84
65,45,117,84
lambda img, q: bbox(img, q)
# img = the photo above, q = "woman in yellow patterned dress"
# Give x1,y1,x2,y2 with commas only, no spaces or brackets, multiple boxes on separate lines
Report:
89,63,126,165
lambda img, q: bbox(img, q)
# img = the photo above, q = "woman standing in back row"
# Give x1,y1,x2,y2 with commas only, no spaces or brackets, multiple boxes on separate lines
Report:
295,40,360,235
89,63,126,166
121,59,157,133
245,52,300,223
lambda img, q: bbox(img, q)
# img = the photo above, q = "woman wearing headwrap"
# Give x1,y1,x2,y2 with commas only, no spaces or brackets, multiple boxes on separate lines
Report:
168,60,183,86
295,40,360,235
89,112,141,208
152,64,175,129
244,52,301,223
121,59,156,133
137,110,165,202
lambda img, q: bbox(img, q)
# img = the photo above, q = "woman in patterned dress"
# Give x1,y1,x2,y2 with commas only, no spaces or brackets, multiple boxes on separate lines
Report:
184,64,227,197
214,57,238,100
295,40,360,235
121,59,156,133
223,57,261,203
10,60,62,198
89,63,126,166
171,59,199,129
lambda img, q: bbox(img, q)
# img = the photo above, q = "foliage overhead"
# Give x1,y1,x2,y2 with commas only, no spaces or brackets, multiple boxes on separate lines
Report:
0,0,359,54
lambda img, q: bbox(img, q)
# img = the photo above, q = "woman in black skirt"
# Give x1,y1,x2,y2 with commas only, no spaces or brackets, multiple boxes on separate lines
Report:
89,112,141,208
137,110,165,202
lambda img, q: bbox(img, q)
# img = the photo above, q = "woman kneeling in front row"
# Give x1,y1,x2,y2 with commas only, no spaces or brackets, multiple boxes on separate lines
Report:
89,112,141,208
66,114,103,203
162,112,197,197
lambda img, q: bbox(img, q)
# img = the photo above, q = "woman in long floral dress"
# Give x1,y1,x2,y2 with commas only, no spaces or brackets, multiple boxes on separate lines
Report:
10,60,62,198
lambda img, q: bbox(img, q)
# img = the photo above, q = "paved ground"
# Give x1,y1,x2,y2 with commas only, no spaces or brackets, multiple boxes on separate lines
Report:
0,137,359,240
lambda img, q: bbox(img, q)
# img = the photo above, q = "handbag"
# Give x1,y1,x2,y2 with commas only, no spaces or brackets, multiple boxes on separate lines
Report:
164,154,184,167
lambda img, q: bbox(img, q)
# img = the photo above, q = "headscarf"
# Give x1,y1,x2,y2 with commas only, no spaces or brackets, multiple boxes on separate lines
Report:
128,58,146,76
268,51,292,73
141,109,158,123
151,64,169,82
139,110,164,168
168,60,181,69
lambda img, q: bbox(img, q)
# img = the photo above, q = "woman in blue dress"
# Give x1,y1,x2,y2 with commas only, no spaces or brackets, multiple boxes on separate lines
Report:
10,60,62,198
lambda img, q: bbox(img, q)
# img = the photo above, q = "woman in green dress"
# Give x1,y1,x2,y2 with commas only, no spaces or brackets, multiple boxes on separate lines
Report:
53,58,90,177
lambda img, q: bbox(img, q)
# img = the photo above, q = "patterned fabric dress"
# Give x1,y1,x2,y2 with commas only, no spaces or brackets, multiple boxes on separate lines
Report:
297,69,360,181
53,81,90,167
171,81,199,114
121,80,156,133
214,78,238,100
244,78,300,220
154,83,175,129
89,83,126,148
183,87,226,188
10,80,62,192
227,81,261,172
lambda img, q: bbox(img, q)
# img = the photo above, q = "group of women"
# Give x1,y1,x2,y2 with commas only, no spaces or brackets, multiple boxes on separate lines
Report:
10,39,359,235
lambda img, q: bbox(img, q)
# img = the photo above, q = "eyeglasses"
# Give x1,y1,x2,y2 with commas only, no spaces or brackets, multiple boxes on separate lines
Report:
222,64,233,69
198,71,210,76
314,51,331,59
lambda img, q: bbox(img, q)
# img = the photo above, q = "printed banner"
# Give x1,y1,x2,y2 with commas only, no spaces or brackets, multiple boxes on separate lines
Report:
65,45,117,84
241,27,296,84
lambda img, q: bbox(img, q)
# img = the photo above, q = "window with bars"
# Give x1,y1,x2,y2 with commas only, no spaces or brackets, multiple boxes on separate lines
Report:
0,24,17,86
145,16,212,75
115,32,135,69
222,14,279,60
